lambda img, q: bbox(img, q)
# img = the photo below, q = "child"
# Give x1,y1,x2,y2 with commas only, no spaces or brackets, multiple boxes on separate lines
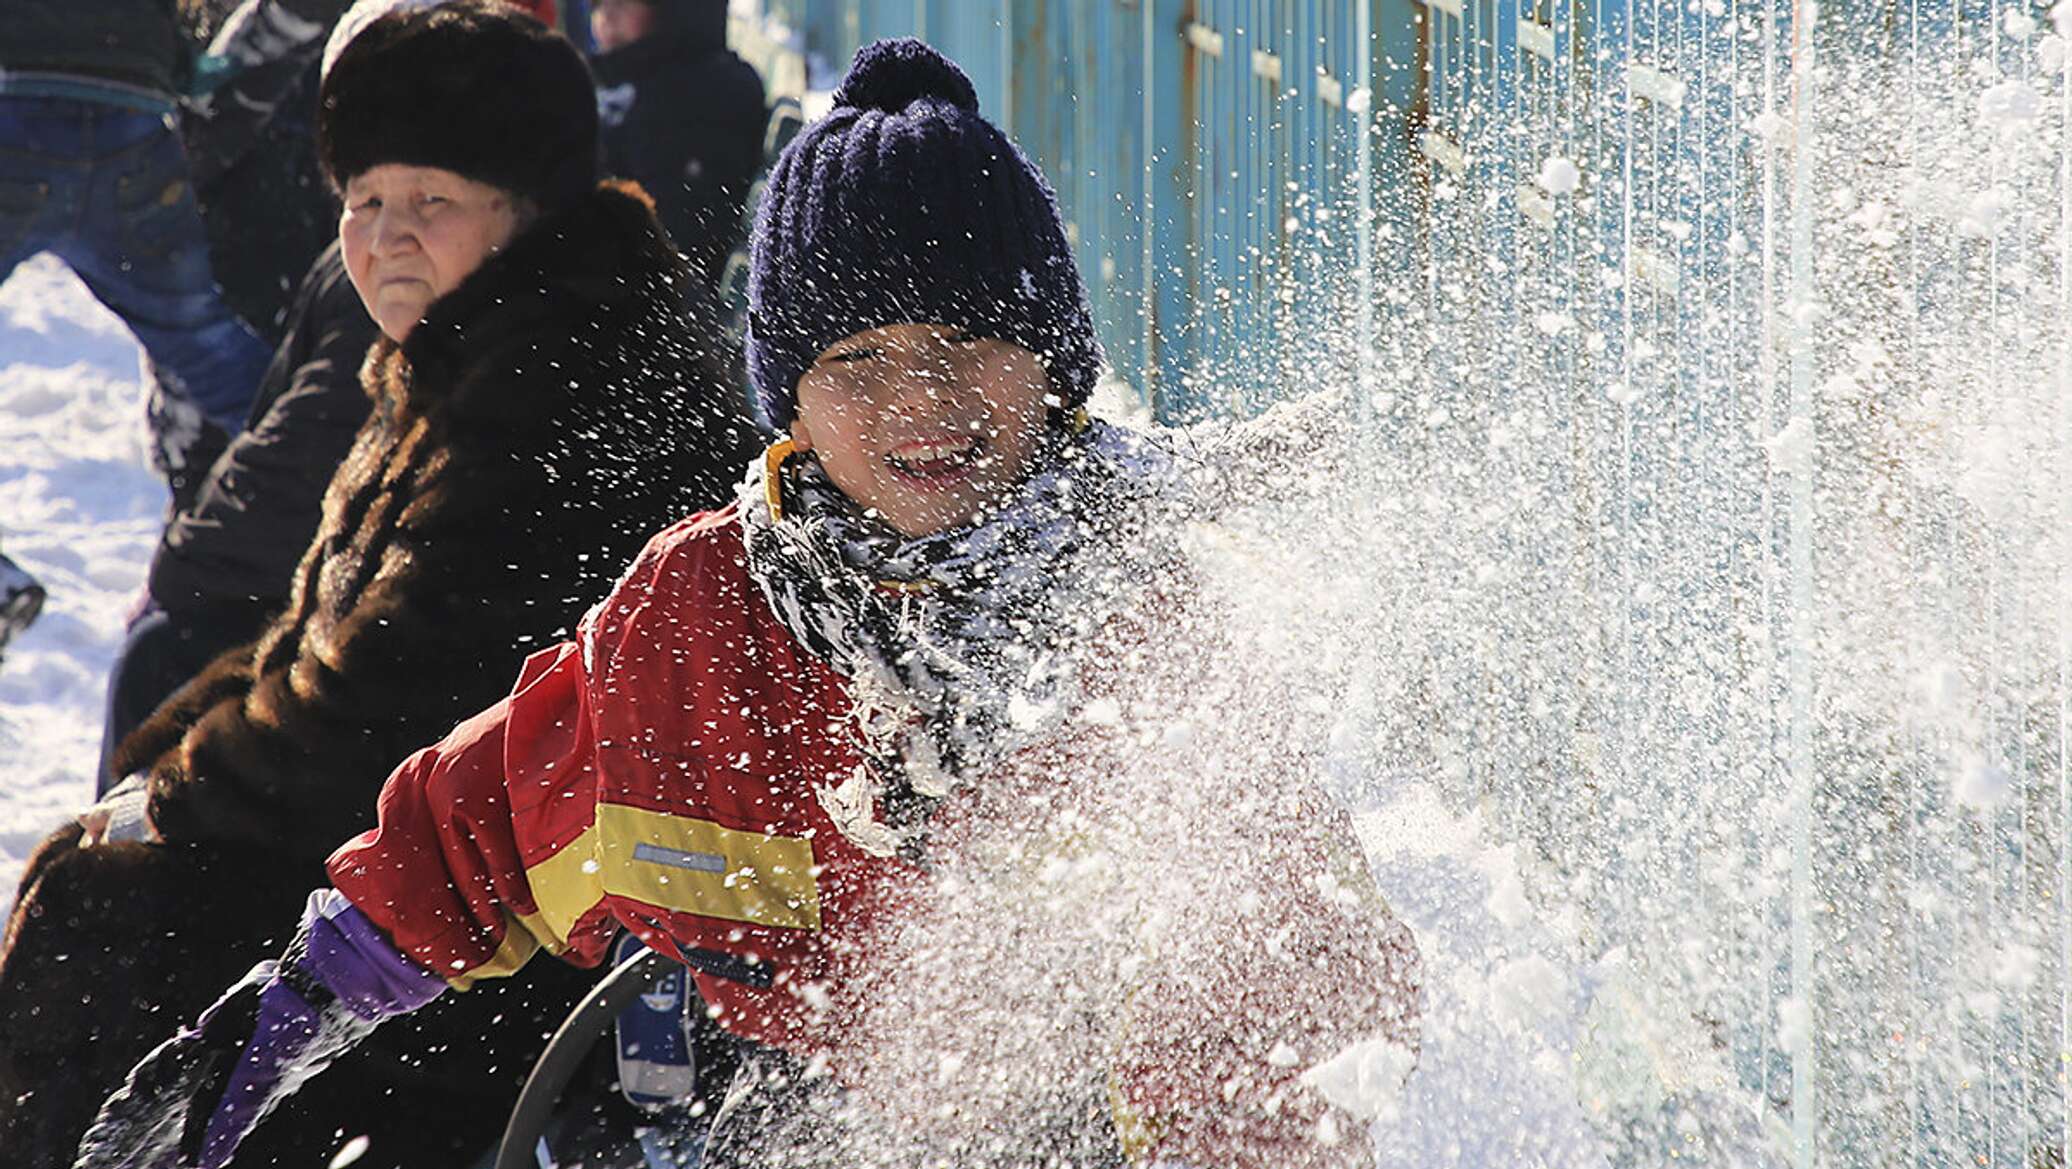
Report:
77,39,1419,1169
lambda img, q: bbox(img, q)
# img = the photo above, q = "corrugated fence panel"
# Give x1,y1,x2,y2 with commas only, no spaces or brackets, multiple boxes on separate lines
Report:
732,9,2072,1162
766,0,1421,419
919,1,1012,116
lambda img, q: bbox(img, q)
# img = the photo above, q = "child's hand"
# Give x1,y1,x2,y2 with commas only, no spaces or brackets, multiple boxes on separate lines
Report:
74,890,444,1169
73,964,275,1169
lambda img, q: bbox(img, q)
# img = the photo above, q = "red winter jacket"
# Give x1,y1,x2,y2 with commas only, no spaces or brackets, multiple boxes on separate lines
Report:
328,504,1420,1166
329,505,894,1053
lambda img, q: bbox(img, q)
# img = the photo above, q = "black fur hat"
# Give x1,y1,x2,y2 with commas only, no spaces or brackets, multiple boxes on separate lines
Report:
318,0,598,210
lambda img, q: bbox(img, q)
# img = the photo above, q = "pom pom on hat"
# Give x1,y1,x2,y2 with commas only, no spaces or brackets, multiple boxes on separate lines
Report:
832,37,980,113
746,39,1101,433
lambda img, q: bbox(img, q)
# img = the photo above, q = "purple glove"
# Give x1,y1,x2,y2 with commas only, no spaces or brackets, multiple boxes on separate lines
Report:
73,889,446,1169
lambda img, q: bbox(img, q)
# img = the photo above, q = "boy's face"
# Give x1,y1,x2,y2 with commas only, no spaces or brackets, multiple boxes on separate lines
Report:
790,323,1056,538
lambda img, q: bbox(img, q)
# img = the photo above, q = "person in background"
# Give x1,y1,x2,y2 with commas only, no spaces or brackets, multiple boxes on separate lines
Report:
97,242,378,793
125,0,354,522
1,0,277,653
95,0,409,776
0,5,758,1166
590,0,765,290
176,0,355,347
0,0,273,498
556,0,595,50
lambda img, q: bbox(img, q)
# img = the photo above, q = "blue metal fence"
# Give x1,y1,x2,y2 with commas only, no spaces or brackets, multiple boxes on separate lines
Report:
724,4,2072,1166
736,0,1419,419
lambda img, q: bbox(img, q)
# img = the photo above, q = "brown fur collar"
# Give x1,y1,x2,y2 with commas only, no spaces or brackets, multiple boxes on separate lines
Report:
359,178,681,422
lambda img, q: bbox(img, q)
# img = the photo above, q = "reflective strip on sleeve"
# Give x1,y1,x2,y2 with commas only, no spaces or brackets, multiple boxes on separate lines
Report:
596,804,821,931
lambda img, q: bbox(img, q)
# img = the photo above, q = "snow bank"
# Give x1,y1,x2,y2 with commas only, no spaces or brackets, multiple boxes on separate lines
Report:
0,255,158,894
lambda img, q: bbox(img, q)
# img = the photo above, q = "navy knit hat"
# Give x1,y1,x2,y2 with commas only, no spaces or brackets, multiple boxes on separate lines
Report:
747,39,1103,433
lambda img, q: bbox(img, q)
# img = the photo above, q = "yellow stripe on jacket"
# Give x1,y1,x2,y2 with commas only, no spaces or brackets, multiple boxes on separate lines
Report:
458,801,825,981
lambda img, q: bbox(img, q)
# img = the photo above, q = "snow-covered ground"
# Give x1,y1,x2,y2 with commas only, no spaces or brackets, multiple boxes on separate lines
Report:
0,255,162,893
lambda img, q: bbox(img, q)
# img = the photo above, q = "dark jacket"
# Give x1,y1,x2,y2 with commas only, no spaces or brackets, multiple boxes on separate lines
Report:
148,241,376,630
175,0,356,340
0,181,760,1169
592,1,765,288
94,243,375,775
181,58,335,339
0,0,191,97
127,179,759,857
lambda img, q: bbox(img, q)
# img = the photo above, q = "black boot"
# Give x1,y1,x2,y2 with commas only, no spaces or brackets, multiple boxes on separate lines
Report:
0,551,45,661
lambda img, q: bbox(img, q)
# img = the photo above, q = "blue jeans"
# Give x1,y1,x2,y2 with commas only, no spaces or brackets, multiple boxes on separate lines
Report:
0,93,269,433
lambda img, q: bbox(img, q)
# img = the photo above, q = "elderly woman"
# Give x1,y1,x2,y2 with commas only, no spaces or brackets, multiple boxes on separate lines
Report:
0,5,758,1167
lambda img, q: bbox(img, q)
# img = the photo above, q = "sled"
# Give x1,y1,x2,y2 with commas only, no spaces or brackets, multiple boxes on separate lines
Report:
495,939,730,1169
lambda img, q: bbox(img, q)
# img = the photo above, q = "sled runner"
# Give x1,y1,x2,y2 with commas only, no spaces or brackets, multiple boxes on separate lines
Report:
497,937,737,1169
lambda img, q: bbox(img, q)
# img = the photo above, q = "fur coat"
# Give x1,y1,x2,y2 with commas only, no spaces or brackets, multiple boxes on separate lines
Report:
0,180,759,1169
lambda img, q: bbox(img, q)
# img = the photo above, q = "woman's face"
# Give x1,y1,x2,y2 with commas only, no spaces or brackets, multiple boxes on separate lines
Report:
590,0,657,52
339,164,529,341
790,323,1056,539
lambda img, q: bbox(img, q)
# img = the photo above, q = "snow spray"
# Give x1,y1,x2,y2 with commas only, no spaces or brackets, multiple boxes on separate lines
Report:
791,6,2072,1168
1310,3,2072,1166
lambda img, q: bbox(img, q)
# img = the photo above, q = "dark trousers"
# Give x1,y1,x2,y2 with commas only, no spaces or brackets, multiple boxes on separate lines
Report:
0,92,269,435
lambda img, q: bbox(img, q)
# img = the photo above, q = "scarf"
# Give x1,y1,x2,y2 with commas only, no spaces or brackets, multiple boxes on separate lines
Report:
737,419,1177,860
